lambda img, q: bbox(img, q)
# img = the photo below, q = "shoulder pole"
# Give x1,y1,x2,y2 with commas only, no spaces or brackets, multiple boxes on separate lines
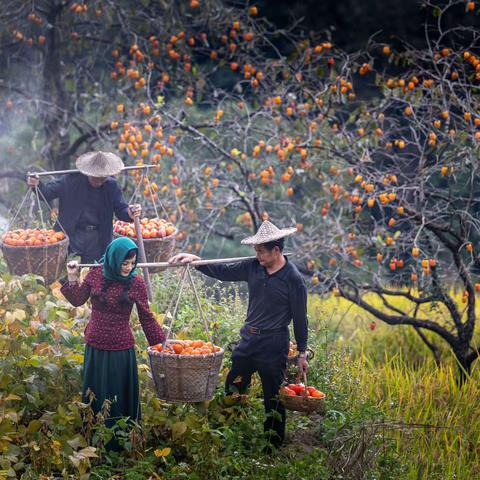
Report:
133,216,153,301
76,253,291,269
28,164,157,177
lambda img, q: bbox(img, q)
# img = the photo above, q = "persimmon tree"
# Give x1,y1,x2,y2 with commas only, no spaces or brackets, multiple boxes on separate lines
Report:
0,0,345,235
1,0,480,375
303,0,480,377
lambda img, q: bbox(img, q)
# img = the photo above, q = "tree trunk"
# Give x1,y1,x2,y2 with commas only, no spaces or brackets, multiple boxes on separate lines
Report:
41,2,71,172
454,350,472,385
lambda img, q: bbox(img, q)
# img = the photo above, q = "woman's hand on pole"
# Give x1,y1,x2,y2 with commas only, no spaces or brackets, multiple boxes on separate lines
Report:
66,260,80,282
168,253,201,264
128,203,142,219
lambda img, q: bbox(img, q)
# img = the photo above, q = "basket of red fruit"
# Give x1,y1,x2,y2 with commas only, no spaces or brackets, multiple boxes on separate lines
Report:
279,372,326,414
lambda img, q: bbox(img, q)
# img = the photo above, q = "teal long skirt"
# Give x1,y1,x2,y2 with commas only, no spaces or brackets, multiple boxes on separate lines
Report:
83,344,140,426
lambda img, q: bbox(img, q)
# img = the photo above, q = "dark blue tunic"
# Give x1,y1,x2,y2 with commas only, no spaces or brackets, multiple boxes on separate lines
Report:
38,173,132,261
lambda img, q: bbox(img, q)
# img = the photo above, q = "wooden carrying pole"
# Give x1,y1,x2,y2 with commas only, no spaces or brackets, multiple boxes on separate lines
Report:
28,164,157,177
133,215,153,301
75,254,291,269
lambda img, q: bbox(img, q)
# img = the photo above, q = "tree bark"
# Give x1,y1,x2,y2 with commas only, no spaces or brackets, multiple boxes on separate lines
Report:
41,1,71,172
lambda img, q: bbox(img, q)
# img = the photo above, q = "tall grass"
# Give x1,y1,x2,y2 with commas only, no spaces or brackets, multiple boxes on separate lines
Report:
309,294,480,479
356,357,480,479
314,291,480,363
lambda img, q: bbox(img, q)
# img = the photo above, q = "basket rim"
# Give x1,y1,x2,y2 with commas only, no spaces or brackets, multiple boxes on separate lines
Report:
279,392,326,413
0,236,69,250
280,400,325,414
147,344,224,358
279,392,326,402
113,228,177,243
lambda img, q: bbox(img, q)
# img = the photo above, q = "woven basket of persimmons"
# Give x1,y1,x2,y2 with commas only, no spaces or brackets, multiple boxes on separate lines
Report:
279,381,326,414
147,339,224,403
0,229,68,284
113,217,177,272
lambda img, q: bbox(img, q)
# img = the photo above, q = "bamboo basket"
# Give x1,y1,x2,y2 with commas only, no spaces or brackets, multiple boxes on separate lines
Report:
279,391,326,414
113,229,176,273
148,341,224,402
0,237,69,285
279,372,326,414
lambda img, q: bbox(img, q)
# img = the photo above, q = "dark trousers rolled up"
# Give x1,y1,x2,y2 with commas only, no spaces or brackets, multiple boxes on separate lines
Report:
225,326,289,448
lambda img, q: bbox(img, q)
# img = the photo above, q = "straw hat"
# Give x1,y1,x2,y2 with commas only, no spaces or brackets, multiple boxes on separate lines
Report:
76,151,124,177
241,220,297,245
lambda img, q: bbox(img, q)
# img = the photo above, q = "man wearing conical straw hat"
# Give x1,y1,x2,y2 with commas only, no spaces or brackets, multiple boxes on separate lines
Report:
27,151,141,263
170,220,308,450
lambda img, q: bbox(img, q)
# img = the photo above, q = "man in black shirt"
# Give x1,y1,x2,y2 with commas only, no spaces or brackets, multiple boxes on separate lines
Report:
169,220,308,448
27,151,141,263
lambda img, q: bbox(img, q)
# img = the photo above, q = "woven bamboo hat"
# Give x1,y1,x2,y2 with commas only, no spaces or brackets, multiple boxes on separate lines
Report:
241,220,297,245
76,151,124,177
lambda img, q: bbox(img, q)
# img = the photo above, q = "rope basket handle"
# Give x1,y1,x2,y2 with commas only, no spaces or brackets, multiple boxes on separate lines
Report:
34,186,69,237
8,185,68,238
161,265,213,349
295,371,310,398
128,170,169,219
8,189,35,231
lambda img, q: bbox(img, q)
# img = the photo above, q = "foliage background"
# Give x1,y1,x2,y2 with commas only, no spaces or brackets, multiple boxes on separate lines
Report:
1,0,480,478
1,270,480,479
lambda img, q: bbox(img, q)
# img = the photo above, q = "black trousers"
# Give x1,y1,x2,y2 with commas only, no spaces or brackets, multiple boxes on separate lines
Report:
70,228,103,264
225,326,289,447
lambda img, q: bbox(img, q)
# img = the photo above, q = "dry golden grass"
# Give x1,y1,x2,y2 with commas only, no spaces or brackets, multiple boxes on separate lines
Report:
309,293,480,479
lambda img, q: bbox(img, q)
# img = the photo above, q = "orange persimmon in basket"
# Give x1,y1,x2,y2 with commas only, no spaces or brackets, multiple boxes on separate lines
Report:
114,217,176,239
1,229,65,246
151,339,222,355
288,341,298,357
280,383,326,398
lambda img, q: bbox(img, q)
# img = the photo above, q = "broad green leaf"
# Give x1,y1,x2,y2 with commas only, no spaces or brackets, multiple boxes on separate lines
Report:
27,420,41,433
171,421,187,440
58,329,73,342
66,354,84,364
22,358,41,367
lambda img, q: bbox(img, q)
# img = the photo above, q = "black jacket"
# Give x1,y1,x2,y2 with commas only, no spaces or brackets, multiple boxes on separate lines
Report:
197,257,308,350
38,174,132,255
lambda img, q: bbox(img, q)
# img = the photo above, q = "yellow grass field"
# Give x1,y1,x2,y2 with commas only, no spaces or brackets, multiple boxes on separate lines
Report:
308,293,480,479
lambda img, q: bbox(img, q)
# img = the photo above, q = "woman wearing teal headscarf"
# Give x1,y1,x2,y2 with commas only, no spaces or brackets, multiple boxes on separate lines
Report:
61,237,165,447
101,236,139,282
